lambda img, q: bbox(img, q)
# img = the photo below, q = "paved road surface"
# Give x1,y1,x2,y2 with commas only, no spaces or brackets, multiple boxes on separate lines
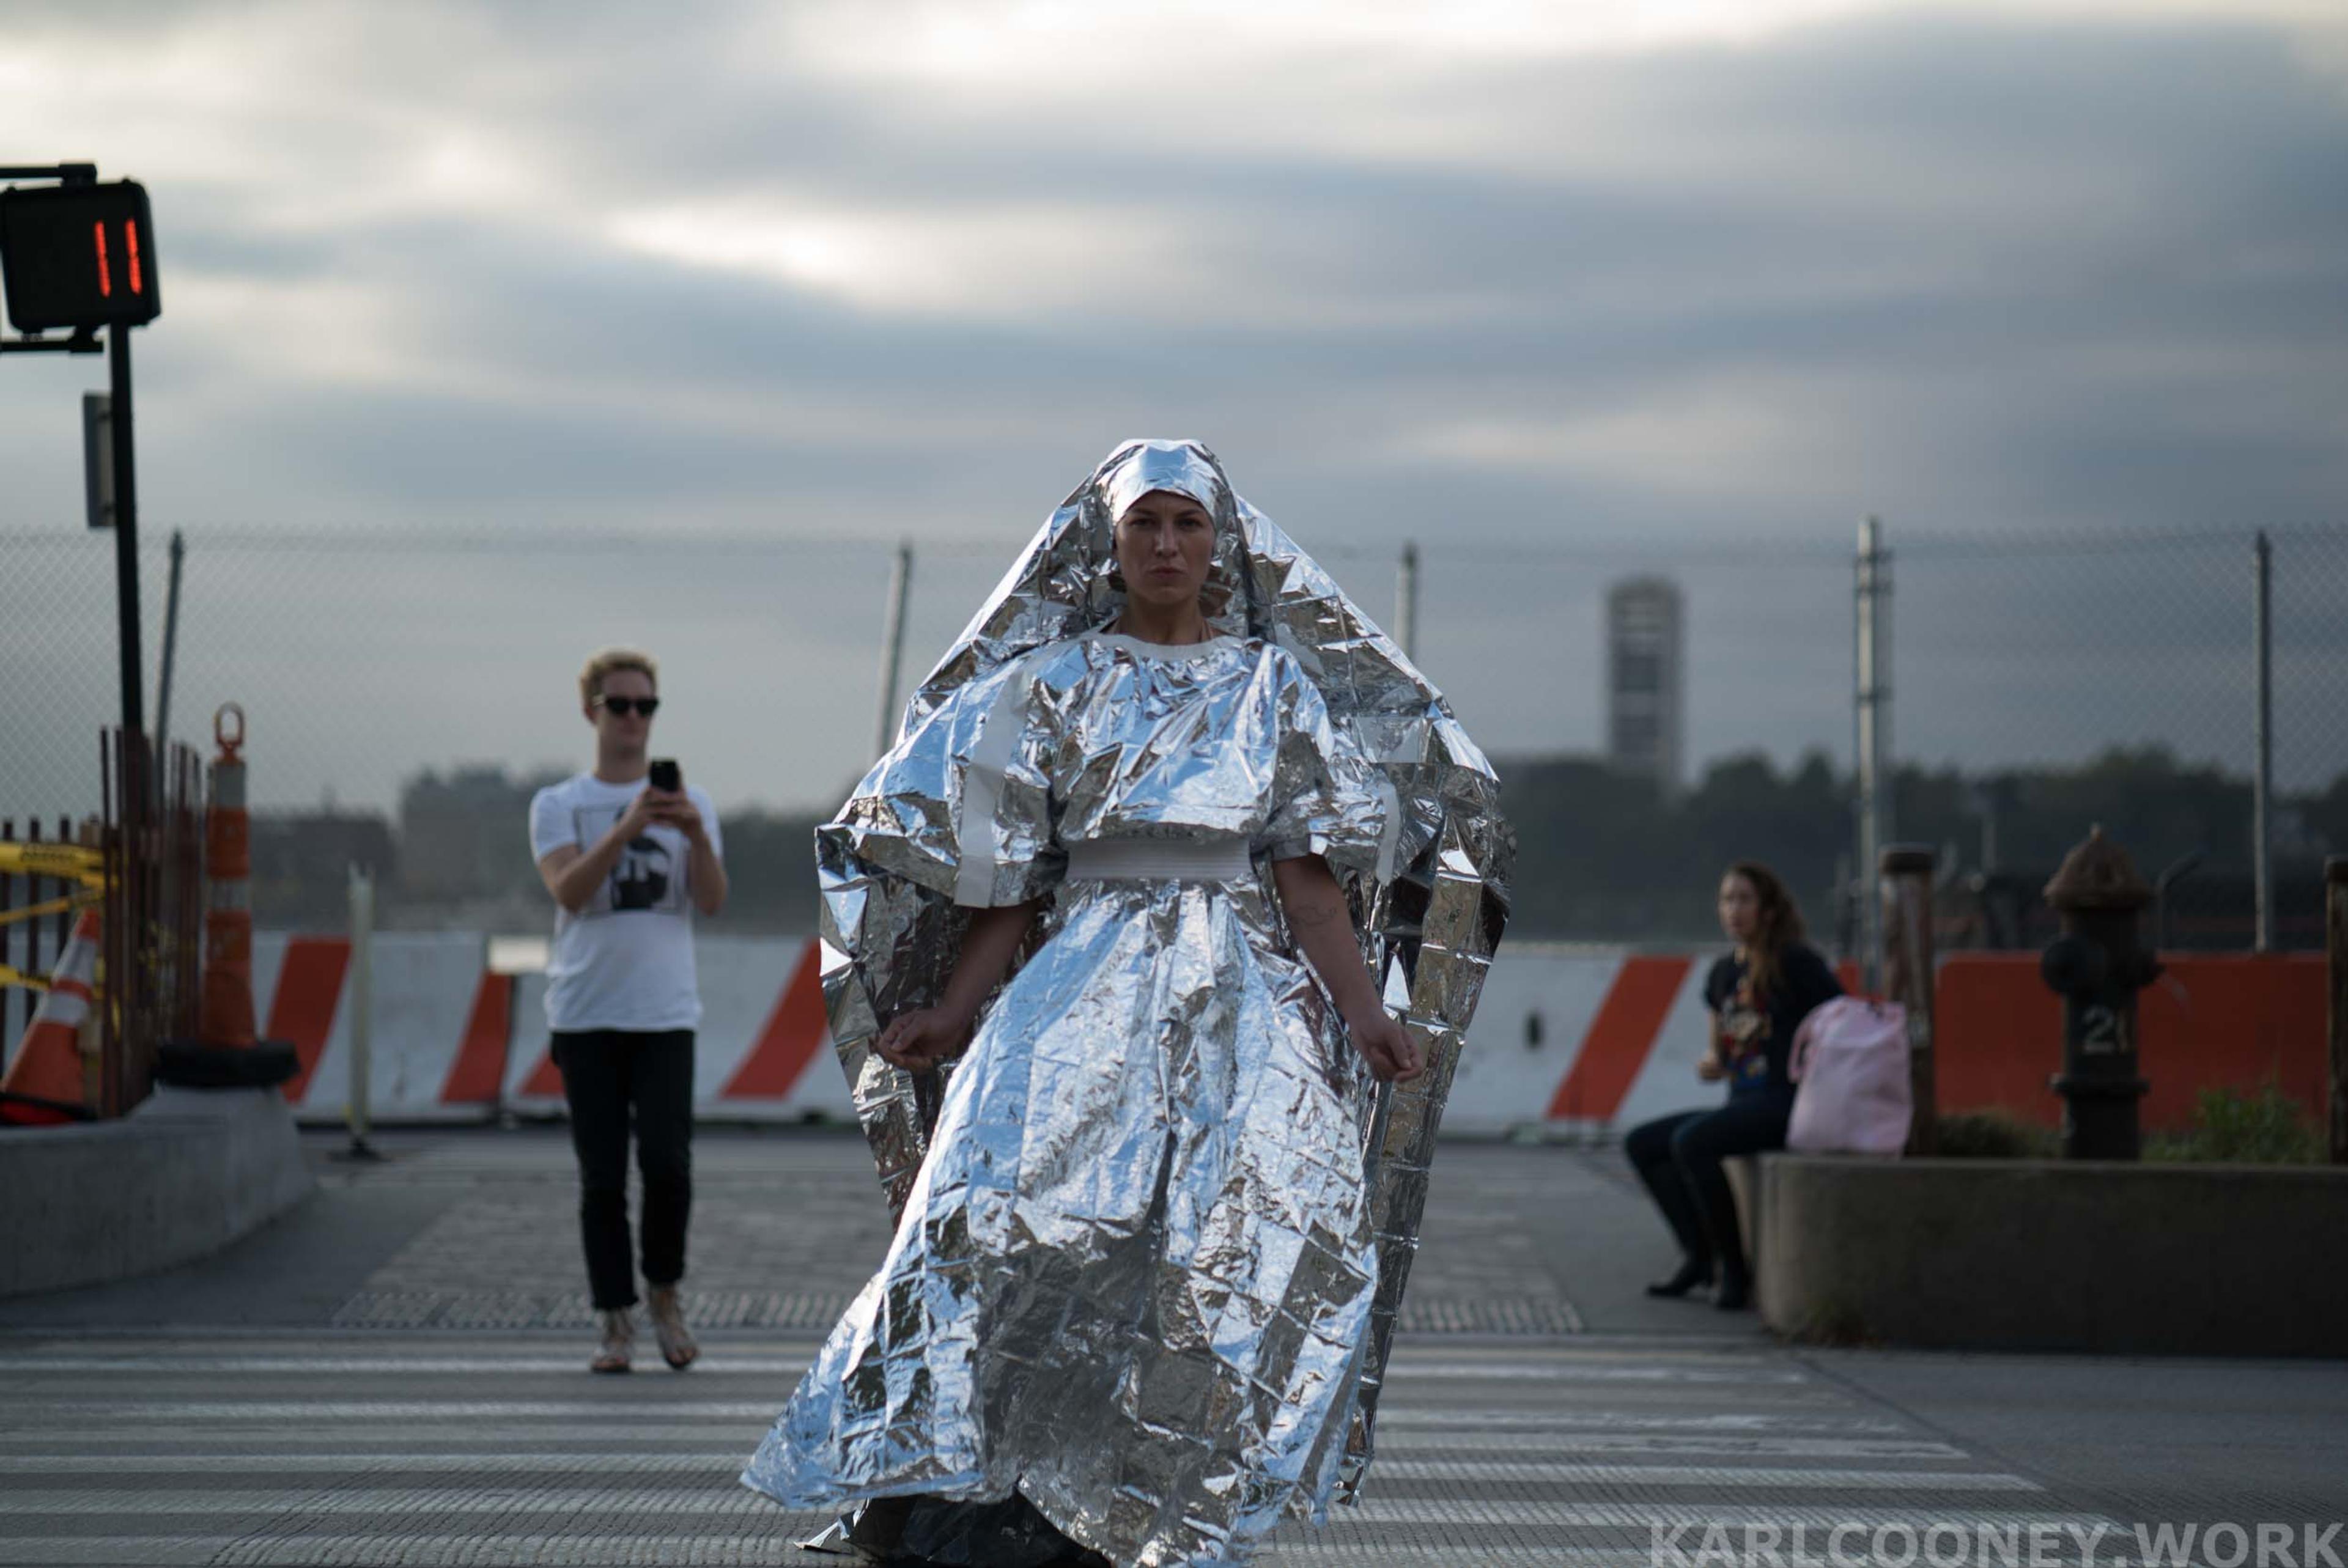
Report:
2,1131,2342,1566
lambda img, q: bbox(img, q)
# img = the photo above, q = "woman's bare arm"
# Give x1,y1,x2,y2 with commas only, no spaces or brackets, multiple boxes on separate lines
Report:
1271,854,1422,1081
873,900,1039,1070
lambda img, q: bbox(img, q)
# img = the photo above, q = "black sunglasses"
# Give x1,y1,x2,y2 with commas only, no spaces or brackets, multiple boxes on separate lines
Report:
596,696,660,717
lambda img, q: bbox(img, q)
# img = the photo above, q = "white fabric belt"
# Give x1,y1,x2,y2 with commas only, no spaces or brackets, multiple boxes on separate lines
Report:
1065,839,1254,882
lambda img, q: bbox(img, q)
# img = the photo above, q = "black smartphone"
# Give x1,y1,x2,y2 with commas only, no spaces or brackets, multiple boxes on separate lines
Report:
648,758,681,793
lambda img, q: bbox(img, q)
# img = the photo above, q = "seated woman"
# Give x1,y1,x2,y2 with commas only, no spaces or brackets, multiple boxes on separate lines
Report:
1623,861,1841,1311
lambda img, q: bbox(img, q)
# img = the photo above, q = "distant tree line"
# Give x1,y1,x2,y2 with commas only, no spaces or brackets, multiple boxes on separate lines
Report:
1501,745,2346,949
253,749,2347,950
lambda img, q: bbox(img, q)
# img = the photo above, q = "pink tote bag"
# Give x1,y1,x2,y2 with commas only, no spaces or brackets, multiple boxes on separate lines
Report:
1786,996,1912,1156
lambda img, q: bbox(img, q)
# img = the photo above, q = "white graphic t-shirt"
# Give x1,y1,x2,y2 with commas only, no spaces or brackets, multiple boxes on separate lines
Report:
528,772,722,1032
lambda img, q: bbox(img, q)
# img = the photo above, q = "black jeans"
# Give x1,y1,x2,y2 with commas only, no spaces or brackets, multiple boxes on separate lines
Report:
1622,1094,1792,1284
552,1028,694,1311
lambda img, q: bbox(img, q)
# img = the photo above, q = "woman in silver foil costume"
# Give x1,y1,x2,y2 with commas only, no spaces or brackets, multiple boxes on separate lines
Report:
744,441,1510,1568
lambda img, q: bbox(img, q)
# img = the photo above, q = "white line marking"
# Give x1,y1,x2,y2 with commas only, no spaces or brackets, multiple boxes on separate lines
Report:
0,1356,816,1375
0,1453,2027,1489
0,1492,2110,1529
1382,1362,1812,1385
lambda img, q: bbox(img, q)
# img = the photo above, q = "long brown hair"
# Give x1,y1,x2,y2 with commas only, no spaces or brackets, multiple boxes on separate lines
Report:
1725,860,1806,998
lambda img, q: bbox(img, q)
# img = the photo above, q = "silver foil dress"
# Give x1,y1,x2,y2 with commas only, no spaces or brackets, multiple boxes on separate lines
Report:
743,441,1512,1568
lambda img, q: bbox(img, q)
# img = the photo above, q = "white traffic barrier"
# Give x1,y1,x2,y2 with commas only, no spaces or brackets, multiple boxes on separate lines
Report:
259,931,1760,1134
501,935,847,1122
253,932,511,1125
1447,948,1721,1136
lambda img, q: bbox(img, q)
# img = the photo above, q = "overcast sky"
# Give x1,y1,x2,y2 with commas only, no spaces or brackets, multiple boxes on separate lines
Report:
3,1,2344,815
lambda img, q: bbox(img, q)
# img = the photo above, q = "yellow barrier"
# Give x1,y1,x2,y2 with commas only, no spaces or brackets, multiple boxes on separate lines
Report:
0,842,105,887
0,841,106,988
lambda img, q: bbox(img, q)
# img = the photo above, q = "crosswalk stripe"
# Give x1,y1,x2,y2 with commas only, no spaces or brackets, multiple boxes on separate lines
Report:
1365,1431,1968,1459
16,1399,1861,1426
0,1430,1952,1465
0,1355,819,1375
0,1355,1817,1386
1367,1462,2041,1490
0,1539,2135,1568
0,1453,2032,1490
10,1401,794,1419
1382,1361,1812,1385
0,1492,2105,1529
1373,1409,1911,1434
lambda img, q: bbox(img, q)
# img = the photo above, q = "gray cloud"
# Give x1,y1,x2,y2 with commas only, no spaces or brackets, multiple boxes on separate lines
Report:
2,1,2344,817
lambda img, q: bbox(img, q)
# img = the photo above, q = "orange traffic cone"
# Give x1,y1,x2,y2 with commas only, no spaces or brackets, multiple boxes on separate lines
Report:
0,910,100,1125
156,704,298,1091
198,704,257,1049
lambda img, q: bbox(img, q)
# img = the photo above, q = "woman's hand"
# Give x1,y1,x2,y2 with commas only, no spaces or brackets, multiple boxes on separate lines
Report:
1346,1007,1423,1083
1694,1051,1727,1083
874,1006,975,1073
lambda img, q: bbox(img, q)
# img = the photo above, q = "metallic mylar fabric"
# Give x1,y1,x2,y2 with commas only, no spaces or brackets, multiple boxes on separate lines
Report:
745,631,1389,1566
745,441,1512,1564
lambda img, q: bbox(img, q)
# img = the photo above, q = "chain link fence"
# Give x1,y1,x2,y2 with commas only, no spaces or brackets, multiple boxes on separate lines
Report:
2,521,2342,948
1888,526,2348,951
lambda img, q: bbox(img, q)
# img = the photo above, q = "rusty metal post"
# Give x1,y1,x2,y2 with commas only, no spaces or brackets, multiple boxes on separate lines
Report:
2042,826,2160,1160
1881,844,1938,1155
2328,856,2347,1165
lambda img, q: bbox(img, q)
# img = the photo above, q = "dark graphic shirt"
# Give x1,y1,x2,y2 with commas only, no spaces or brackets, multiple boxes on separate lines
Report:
1704,943,1843,1100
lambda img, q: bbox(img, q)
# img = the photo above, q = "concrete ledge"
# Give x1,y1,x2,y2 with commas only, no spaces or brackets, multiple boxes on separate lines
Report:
0,1086,315,1298
1758,1153,2348,1358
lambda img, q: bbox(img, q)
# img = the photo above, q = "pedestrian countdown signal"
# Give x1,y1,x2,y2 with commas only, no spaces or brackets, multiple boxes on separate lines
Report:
0,180,161,333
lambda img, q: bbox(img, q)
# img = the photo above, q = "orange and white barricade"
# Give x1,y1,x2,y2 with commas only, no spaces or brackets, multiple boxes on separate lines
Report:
251,932,513,1124
502,935,849,1122
0,911,102,1124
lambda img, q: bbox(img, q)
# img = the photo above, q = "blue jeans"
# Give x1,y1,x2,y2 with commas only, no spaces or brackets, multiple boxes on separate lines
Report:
1622,1094,1792,1283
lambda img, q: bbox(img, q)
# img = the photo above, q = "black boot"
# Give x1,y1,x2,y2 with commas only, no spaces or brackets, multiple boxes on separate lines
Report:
1713,1266,1753,1311
1644,1256,1713,1298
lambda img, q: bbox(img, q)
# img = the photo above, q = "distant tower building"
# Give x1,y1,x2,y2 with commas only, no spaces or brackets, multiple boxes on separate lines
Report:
1606,576,1685,795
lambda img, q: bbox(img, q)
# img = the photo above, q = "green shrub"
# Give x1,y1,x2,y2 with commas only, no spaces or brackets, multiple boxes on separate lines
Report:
1933,1108,2058,1160
2144,1079,2324,1165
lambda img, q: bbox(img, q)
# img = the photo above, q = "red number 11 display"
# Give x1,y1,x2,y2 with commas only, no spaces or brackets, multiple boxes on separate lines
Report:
0,180,163,332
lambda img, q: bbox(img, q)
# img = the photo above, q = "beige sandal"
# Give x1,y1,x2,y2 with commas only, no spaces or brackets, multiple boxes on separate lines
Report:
591,1307,633,1374
646,1284,698,1371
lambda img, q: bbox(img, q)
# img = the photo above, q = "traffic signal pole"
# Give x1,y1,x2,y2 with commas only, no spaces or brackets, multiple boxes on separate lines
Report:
1,163,149,788
108,318,144,753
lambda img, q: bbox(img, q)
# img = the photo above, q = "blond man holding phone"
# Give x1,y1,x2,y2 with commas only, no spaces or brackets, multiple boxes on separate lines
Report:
531,646,726,1372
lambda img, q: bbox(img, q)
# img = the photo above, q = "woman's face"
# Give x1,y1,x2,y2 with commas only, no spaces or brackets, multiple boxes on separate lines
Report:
1718,873,1762,944
1115,489,1216,614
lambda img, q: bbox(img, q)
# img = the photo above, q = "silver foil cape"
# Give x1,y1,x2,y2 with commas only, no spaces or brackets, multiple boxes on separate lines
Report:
742,441,1512,1567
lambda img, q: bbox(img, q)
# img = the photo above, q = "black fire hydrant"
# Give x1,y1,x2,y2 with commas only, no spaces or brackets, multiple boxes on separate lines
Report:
2040,826,2161,1159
